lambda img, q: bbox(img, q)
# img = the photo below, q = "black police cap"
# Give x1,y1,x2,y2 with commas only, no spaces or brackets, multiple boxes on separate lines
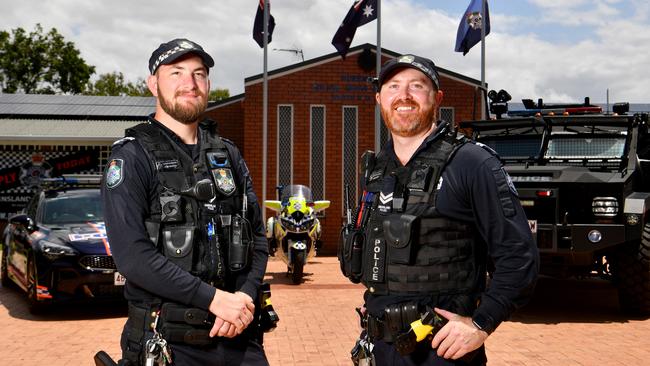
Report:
148,38,214,75
376,54,440,90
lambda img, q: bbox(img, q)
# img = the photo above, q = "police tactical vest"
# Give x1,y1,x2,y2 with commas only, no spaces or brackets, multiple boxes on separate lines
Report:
126,120,242,286
360,128,477,298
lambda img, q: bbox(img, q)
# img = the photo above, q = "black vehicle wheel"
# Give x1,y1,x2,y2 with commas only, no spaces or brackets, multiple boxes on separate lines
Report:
613,223,650,315
26,255,45,314
1,241,10,288
291,252,305,285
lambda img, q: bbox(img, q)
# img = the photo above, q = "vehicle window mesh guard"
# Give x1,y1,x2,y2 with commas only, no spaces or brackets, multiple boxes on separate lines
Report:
545,137,626,159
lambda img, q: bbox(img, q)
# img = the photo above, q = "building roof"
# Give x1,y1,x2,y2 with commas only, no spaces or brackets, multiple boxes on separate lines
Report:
0,118,141,142
0,94,152,142
0,93,155,119
244,43,483,88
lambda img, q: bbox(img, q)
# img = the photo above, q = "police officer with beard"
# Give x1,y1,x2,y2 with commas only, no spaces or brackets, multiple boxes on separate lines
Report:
339,54,539,365
102,39,269,365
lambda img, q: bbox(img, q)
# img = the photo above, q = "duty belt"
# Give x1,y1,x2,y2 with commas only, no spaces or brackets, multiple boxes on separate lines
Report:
128,302,217,346
364,303,450,356
364,302,421,343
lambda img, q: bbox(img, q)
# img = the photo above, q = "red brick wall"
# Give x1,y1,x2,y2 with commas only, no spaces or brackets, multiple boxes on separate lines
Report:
221,51,483,255
205,99,245,151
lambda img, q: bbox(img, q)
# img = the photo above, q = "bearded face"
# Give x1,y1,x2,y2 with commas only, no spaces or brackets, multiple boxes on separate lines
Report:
377,68,439,138
157,84,208,125
380,96,437,138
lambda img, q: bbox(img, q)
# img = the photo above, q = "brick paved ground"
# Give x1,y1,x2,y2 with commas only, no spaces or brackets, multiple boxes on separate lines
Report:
1,256,650,365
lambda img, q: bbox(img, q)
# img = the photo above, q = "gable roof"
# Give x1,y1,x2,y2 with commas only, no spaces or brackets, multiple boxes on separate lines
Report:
244,43,482,88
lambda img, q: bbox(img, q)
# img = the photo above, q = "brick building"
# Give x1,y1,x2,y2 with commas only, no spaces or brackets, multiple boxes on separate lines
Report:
206,44,485,254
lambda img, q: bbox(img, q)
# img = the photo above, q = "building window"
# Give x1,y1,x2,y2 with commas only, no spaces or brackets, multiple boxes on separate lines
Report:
310,105,325,200
277,105,293,187
342,106,358,213
440,107,455,124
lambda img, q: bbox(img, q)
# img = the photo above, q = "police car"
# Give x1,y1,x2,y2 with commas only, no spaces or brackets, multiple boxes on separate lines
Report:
0,175,124,312
461,91,650,314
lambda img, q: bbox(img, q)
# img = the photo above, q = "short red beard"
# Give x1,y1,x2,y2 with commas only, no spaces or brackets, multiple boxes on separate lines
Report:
381,99,437,137
158,86,207,125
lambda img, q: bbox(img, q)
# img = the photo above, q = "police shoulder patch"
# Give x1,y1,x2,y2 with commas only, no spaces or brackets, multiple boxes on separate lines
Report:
105,159,124,189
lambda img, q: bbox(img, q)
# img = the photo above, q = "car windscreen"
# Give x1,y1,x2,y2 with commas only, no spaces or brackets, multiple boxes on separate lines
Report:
41,191,104,225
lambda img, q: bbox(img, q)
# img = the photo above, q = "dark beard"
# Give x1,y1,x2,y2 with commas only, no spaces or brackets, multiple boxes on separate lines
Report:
381,100,437,137
158,86,207,125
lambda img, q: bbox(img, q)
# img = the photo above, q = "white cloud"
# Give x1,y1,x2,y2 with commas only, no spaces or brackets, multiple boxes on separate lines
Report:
0,0,647,104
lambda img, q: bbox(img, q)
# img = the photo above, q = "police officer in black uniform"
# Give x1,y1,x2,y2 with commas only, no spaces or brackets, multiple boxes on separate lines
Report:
102,38,270,365
339,54,539,365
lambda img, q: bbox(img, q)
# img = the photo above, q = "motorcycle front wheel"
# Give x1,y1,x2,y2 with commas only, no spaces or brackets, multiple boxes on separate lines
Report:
291,251,305,284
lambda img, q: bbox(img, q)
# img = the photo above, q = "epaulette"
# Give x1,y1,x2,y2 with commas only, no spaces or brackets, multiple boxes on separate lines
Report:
468,139,500,158
220,137,235,146
112,136,135,147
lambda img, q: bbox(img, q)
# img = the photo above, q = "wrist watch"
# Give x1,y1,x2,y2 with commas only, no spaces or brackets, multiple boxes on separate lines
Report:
471,313,496,335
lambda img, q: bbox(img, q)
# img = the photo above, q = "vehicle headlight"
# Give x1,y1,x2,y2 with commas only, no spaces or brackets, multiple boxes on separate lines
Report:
39,240,77,260
592,197,618,217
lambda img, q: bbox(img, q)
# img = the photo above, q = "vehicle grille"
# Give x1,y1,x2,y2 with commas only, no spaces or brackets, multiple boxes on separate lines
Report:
79,255,116,270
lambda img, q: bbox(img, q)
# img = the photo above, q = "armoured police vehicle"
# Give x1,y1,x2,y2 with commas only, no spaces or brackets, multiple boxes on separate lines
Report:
460,90,650,314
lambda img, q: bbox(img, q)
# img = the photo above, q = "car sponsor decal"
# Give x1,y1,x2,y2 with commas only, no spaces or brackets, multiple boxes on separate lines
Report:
36,285,53,300
105,159,124,189
86,222,112,255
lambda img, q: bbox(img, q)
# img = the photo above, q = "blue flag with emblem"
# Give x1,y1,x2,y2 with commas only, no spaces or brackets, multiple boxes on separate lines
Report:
455,0,490,55
331,0,378,59
253,0,276,48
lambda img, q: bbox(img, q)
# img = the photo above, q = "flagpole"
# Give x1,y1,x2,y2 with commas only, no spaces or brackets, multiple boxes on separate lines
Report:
374,0,382,151
481,0,486,118
262,0,269,219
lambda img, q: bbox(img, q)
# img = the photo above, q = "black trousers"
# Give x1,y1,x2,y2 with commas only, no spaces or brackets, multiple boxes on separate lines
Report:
120,319,268,366
169,337,268,366
371,340,487,366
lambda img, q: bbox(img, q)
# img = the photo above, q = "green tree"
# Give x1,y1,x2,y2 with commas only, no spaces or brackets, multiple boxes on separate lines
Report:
209,88,230,101
0,24,95,94
85,72,152,97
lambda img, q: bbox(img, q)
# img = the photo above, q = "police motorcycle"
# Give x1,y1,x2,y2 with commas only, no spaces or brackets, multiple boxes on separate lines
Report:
264,185,330,284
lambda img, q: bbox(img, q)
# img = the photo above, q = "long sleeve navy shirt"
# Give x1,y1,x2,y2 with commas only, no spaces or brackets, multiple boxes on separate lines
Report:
365,121,539,332
101,118,268,311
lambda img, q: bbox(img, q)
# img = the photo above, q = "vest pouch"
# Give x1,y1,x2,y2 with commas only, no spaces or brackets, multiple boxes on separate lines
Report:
228,215,253,272
162,225,195,271
383,214,417,265
338,225,364,283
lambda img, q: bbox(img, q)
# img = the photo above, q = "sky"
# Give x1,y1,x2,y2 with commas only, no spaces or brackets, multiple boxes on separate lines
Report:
1,0,649,103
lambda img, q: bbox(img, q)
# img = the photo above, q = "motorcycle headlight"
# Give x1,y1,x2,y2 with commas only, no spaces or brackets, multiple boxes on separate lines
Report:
281,216,299,232
39,240,77,260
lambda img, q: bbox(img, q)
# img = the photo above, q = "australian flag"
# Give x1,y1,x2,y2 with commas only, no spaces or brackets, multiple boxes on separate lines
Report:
455,0,490,55
253,0,276,48
331,0,378,59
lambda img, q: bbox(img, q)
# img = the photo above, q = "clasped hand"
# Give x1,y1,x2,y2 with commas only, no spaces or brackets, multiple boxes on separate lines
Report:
208,290,255,338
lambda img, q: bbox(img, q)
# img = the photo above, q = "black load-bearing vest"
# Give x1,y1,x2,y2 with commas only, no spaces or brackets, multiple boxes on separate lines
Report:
360,127,477,297
127,120,242,287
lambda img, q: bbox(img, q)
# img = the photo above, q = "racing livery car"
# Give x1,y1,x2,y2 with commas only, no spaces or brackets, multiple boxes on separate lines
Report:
1,175,124,312
460,95,650,314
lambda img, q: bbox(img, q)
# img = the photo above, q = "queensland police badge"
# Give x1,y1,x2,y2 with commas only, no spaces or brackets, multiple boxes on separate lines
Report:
207,151,235,196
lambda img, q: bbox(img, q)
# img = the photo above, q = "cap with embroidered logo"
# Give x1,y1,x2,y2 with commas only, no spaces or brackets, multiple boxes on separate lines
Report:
376,54,440,90
148,38,214,75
